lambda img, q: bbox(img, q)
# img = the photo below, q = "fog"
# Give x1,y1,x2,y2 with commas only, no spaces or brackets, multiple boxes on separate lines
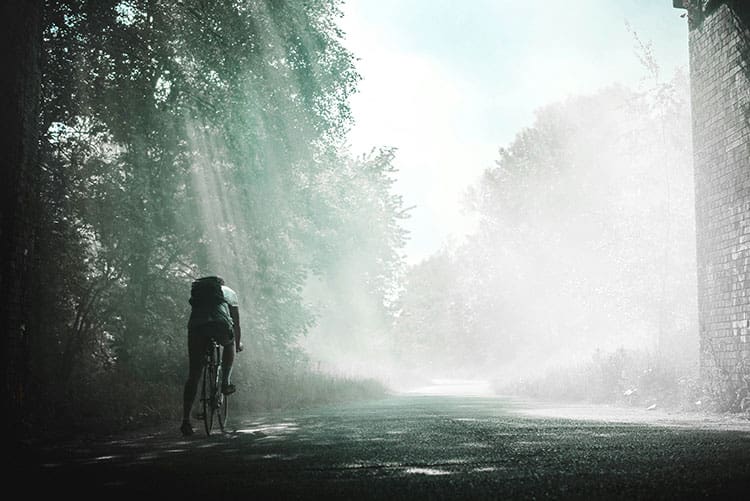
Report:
26,0,700,429
301,6,698,397
303,72,699,389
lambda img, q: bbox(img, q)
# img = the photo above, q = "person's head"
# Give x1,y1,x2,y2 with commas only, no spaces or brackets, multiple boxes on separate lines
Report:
201,275,225,285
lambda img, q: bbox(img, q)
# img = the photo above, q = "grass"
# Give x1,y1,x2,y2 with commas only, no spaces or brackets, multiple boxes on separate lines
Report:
232,364,389,413
494,348,710,413
24,359,388,440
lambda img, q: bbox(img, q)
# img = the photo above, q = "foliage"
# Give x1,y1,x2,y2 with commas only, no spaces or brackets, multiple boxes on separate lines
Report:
496,347,704,412
393,72,697,381
701,338,750,415
29,0,406,432
233,355,389,413
300,147,410,377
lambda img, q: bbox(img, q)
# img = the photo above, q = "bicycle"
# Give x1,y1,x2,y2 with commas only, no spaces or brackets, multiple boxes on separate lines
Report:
199,338,229,435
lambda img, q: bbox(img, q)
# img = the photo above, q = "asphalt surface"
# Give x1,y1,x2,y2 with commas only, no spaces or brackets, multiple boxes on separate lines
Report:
16,394,750,500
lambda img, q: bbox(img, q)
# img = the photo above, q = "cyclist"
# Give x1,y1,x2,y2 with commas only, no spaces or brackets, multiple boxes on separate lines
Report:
181,276,243,437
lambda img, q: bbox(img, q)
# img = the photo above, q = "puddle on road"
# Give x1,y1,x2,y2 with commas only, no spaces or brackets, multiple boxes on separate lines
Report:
236,422,299,435
342,461,402,469
406,467,453,476
242,453,301,461
78,455,120,465
472,466,499,473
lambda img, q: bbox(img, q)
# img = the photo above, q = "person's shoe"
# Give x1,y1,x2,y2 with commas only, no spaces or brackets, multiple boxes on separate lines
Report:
221,383,236,395
180,421,194,437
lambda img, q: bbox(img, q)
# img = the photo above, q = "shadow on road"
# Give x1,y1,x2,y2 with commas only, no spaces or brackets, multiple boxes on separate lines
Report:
16,395,750,499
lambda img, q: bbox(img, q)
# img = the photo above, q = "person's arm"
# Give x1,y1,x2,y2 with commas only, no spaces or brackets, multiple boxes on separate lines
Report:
230,305,242,352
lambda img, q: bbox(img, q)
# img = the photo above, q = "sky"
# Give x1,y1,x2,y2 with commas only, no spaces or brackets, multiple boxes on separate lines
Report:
339,0,690,263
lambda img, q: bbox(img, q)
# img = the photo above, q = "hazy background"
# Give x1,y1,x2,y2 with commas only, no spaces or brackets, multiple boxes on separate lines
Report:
342,0,689,262
302,0,697,399
27,1,699,434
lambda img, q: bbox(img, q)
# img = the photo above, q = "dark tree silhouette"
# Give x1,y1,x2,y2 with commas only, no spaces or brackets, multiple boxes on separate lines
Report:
0,0,43,434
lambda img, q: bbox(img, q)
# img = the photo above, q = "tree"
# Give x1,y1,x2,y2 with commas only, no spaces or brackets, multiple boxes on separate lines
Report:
1,0,44,434
22,0,406,430
394,75,696,380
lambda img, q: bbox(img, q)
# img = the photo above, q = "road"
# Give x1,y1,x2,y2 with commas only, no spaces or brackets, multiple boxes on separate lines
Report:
17,393,750,500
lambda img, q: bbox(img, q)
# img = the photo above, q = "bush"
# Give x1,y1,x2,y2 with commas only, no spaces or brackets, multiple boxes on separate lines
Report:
26,354,389,441
495,348,704,412
232,356,389,413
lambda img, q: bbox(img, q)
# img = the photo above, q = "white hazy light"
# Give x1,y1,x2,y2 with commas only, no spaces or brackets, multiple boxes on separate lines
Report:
340,0,688,263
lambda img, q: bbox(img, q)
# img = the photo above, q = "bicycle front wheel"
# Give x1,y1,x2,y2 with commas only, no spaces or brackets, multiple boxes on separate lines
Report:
202,358,216,436
216,365,229,432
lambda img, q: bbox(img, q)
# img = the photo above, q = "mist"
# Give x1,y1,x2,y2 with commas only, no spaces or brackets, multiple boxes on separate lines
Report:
392,74,697,388
304,48,698,399
9,1,750,497
9,0,707,437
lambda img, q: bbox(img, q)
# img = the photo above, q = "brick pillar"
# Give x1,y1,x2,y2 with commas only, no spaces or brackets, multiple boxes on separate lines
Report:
685,2,750,387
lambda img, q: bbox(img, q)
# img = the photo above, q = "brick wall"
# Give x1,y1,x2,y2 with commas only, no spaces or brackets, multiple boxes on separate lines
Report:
687,3,750,384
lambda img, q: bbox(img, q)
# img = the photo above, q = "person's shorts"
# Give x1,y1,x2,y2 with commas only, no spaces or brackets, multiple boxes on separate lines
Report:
188,320,234,347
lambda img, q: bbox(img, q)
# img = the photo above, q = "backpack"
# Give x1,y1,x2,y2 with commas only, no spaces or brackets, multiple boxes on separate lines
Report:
189,276,226,309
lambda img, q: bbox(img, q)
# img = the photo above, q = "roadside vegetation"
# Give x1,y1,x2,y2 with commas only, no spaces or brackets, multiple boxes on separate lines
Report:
40,358,388,438
495,349,702,411
24,0,403,437
391,67,698,397
385,47,749,418
495,346,750,418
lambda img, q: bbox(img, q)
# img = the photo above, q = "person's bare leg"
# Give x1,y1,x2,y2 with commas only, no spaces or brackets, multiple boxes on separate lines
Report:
182,333,208,434
221,342,236,393
182,365,202,421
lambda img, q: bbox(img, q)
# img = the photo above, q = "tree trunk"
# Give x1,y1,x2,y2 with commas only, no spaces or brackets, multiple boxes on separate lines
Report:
0,0,43,435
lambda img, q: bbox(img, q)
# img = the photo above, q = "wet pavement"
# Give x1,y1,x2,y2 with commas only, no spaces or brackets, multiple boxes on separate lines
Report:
16,395,750,499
